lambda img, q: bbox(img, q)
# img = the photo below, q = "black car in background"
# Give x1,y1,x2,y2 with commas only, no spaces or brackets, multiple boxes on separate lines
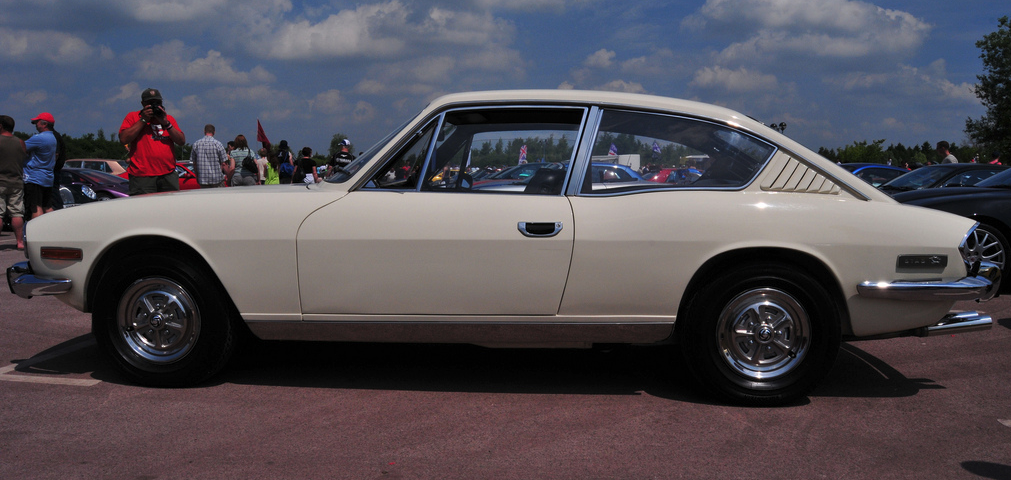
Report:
894,168,1011,292
61,168,130,200
879,163,1008,195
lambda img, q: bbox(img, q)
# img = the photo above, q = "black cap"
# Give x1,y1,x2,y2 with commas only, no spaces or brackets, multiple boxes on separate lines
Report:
141,88,163,104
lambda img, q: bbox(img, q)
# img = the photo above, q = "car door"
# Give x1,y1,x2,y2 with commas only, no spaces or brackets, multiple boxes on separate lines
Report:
297,106,586,318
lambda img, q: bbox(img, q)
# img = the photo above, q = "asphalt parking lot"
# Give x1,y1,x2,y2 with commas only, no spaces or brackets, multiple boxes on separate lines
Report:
1,229,1009,479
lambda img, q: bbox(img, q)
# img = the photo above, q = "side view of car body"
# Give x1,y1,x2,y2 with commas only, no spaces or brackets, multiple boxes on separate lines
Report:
7,90,1000,406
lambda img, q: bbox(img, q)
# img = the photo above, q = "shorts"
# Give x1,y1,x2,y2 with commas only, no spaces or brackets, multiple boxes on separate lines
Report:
0,184,25,217
130,171,180,196
24,183,52,212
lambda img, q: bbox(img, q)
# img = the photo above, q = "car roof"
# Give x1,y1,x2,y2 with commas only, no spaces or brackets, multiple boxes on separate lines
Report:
840,163,906,171
919,163,1004,170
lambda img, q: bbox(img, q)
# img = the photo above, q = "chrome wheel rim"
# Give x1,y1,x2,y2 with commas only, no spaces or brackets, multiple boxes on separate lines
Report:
117,277,200,365
965,225,1006,271
716,288,810,381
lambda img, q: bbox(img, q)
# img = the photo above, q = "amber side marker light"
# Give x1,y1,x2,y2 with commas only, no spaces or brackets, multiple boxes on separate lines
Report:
40,247,83,261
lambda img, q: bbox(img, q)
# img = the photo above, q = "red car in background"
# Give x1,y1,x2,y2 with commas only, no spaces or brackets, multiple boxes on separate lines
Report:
174,163,202,190
643,168,677,182
105,163,203,190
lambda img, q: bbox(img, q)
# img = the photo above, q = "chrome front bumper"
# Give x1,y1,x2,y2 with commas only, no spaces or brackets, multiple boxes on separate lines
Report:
7,261,72,299
856,262,1001,302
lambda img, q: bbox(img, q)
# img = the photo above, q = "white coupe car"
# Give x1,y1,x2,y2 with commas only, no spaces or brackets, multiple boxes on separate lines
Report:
8,90,1000,406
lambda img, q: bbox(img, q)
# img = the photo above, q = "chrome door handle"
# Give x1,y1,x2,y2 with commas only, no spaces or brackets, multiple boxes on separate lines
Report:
518,222,563,237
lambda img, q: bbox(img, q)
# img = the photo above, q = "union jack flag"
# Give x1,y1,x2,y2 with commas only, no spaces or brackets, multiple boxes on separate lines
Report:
608,143,618,155
519,144,528,164
652,141,661,159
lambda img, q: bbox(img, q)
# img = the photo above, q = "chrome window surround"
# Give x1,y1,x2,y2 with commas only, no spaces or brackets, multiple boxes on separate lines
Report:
569,108,779,197
361,104,591,195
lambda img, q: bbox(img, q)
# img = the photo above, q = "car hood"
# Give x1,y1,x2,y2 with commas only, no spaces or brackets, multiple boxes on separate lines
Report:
28,182,349,247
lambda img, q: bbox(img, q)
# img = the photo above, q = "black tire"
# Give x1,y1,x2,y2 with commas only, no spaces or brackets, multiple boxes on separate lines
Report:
92,252,237,386
679,263,841,406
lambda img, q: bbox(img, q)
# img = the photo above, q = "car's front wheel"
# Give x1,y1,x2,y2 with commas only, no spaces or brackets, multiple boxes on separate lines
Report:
92,252,236,386
679,263,840,406
966,223,1007,273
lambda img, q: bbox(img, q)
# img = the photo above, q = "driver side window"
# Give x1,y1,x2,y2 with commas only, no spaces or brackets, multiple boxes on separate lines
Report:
366,121,437,190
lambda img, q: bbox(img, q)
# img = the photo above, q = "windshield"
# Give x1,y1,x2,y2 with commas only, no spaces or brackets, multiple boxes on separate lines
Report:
324,114,421,184
974,168,1011,188
880,166,950,190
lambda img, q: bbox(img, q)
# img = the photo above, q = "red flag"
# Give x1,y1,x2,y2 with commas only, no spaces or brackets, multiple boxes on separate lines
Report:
256,119,269,144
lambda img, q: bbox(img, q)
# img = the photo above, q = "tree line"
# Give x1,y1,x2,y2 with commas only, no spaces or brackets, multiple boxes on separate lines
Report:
817,140,984,167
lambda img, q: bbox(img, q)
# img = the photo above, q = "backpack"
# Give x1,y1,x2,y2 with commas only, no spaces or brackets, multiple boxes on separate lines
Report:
278,151,294,177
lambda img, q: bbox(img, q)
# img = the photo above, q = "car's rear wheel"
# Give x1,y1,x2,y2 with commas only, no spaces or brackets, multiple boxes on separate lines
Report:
679,263,840,406
92,252,236,386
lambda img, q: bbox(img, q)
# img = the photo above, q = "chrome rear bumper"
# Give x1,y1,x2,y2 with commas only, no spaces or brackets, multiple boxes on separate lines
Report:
7,261,72,299
857,262,1000,302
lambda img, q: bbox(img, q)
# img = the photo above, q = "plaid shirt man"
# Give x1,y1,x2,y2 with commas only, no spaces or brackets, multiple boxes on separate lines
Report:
190,125,229,187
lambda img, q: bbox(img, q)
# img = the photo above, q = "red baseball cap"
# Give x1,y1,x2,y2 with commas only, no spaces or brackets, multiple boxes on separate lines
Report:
31,112,55,124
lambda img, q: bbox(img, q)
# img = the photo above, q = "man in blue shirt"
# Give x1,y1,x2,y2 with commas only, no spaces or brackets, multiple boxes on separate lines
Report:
23,112,57,219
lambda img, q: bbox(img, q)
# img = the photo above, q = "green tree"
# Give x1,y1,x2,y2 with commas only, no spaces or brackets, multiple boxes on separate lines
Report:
966,16,1011,160
836,139,887,164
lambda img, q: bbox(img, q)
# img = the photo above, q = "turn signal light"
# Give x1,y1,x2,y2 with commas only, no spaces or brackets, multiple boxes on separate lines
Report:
40,247,83,261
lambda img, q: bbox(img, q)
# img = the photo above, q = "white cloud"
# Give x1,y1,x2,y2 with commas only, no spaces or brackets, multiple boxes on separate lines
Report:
352,101,377,124
106,82,143,104
689,0,930,62
690,66,779,93
584,49,615,68
829,61,977,103
105,0,244,22
472,0,572,11
595,79,647,94
261,1,409,59
309,90,347,114
422,8,514,46
132,40,274,84
0,27,97,64
620,49,683,77
6,89,48,107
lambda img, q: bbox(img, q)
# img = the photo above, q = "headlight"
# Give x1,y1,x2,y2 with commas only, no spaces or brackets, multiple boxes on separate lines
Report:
80,184,97,200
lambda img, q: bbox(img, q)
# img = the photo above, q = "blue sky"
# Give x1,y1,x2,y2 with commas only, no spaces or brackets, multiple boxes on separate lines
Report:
0,0,1006,156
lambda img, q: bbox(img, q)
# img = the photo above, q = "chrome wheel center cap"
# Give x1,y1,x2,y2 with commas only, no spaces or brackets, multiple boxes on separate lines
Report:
757,325,774,342
150,314,163,329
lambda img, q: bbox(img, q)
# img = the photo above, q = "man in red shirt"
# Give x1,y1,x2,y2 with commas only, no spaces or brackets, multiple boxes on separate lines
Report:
118,88,186,195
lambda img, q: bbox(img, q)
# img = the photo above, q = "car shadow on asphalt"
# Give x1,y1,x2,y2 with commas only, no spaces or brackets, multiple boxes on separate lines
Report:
224,340,710,402
813,342,944,399
4,334,958,406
